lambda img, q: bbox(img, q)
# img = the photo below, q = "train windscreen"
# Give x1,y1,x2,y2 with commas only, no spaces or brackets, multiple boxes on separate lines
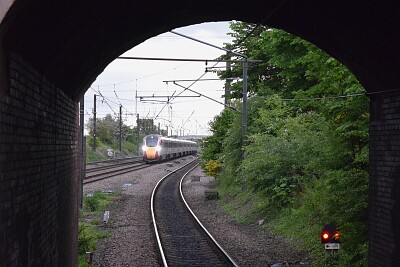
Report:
145,136,158,147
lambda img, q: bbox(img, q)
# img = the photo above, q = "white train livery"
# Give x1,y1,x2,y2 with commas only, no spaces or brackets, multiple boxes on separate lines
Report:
142,134,197,163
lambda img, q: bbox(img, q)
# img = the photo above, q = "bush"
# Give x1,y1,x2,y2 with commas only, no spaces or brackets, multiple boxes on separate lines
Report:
83,191,110,212
204,160,223,177
240,112,343,209
78,223,99,255
86,135,97,148
270,168,368,266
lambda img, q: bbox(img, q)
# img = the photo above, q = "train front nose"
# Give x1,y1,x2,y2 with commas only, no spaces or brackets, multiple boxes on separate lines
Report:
145,147,158,160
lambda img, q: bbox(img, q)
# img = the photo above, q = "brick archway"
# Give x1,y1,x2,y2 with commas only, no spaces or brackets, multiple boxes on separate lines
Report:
1,1,400,266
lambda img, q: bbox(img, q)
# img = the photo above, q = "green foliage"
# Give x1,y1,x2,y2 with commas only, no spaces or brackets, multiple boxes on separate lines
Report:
270,169,368,266
220,109,243,180
241,111,344,208
201,108,237,163
86,135,96,148
78,223,109,255
204,160,223,177
78,255,91,267
83,191,111,212
201,21,370,266
85,137,140,163
85,137,109,162
77,222,110,266
78,191,117,266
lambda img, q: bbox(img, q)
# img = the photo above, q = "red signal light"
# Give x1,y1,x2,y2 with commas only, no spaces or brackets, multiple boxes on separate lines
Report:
321,224,340,244
333,231,340,241
322,231,330,242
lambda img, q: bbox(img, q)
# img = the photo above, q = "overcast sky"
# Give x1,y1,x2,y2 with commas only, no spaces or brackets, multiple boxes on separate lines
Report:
84,21,234,136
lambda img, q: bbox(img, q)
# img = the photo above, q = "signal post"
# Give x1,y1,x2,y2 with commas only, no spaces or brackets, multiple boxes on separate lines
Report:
321,223,340,256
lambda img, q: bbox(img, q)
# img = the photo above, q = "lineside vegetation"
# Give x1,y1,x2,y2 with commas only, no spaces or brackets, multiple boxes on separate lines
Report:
201,22,368,266
78,191,119,267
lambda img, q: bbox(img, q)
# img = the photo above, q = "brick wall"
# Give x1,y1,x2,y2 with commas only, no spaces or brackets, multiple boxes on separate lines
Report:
369,90,400,266
0,53,79,266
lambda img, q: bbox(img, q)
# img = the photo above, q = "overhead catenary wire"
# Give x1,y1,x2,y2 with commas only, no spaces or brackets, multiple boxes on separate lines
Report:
90,86,139,119
117,56,256,63
91,87,117,115
181,110,195,129
154,91,176,119
173,82,240,112
113,84,123,106
95,62,191,87
86,9,392,137
112,54,247,124
88,20,269,133
89,3,289,127
266,93,366,101
90,24,252,132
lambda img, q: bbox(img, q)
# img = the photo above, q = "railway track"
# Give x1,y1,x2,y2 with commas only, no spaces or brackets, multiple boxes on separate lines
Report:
151,159,239,267
86,156,142,170
84,157,149,184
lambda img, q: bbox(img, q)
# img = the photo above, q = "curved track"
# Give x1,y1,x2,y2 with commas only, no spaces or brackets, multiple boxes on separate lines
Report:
151,159,239,267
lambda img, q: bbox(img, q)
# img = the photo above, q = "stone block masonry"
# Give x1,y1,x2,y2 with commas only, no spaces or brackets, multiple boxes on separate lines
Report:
0,53,79,267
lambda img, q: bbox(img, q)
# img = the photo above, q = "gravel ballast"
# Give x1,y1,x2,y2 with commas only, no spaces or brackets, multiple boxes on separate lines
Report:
84,157,310,266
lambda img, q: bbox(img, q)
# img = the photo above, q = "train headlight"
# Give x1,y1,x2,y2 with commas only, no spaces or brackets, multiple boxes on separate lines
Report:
156,145,162,152
142,145,147,151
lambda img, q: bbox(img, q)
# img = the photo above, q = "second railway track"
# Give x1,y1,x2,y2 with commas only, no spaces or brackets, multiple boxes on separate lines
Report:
84,157,149,184
151,159,239,267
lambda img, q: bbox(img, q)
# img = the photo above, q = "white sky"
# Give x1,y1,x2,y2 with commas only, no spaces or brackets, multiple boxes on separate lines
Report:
84,21,234,136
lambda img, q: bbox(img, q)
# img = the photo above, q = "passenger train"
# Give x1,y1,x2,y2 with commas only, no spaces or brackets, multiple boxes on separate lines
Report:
142,134,197,163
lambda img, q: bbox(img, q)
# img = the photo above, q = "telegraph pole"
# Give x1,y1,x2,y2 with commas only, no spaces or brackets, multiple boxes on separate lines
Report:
136,113,140,155
119,105,122,152
242,58,248,147
225,54,231,106
93,94,97,150
169,30,250,192
241,58,248,191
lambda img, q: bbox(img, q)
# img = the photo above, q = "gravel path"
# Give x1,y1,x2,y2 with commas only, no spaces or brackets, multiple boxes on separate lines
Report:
84,157,310,266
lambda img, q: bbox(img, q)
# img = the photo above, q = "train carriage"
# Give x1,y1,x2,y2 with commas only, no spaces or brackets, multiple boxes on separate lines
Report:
142,134,197,163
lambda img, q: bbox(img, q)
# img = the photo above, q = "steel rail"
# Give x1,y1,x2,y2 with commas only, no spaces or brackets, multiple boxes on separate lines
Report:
83,163,149,184
150,158,198,267
179,164,240,267
86,156,141,166
151,157,238,266
86,158,144,173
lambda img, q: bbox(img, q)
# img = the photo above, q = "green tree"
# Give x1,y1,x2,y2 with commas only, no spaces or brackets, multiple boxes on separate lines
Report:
201,21,369,266
201,108,237,162
86,114,117,145
220,21,369,167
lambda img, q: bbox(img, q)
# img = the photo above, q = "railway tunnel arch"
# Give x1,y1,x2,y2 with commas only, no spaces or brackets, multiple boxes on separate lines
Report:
1,1,400,266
